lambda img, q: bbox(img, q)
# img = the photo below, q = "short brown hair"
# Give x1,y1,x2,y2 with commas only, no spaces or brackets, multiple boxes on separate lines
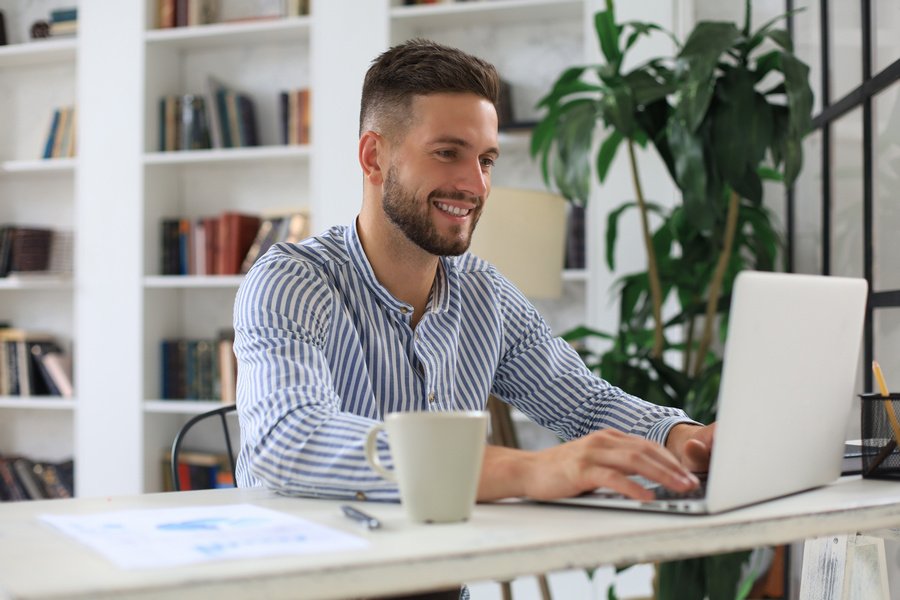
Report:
359,38,501,138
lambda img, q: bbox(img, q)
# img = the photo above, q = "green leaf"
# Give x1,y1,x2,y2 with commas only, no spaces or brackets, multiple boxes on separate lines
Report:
767,28,793,52
667,118,708,227
597,129,624,183
675,22,742,132
624,68,674,106
753,50,782,82
552,99,601,203
595,9,621,68
780,53,814,185
622,21,679,54
537,78,604,110
599,84,636,136
605,201,637,270
710,69,758,187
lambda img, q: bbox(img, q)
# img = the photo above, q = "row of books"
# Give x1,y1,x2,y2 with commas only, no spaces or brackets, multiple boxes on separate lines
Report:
156,0,217,29
162,450,233,491
0,456,74,501
160,210,309,276
160,330,236,402
42,106,77,159
0,227,73,277
158,77,312,151
0,329,74,398
155,0,310,29
279,89,311,145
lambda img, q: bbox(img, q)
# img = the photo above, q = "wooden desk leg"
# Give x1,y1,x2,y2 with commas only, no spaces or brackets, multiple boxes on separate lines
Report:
799,534,890,600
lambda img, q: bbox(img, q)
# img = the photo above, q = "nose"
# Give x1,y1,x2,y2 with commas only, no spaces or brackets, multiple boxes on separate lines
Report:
456,158,489,199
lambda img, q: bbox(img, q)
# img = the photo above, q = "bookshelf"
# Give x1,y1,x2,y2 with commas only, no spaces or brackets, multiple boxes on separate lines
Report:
6,0,641,499
0,0,78,472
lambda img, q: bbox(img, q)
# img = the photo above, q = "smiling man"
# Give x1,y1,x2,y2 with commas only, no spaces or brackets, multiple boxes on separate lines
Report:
233,39,713,510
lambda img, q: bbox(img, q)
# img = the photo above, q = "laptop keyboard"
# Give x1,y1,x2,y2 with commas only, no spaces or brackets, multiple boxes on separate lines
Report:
652,479,707,500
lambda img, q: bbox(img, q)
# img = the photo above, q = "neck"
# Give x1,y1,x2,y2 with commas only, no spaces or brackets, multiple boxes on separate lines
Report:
356,213,439,327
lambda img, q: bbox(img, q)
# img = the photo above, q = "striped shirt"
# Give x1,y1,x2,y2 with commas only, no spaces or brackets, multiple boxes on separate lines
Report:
233,221,695,500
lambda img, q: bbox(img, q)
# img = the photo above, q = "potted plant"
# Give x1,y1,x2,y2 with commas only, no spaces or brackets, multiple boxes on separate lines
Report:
531,0,813,598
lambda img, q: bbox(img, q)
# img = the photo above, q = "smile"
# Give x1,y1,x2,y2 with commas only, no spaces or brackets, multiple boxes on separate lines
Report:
434,201,473,217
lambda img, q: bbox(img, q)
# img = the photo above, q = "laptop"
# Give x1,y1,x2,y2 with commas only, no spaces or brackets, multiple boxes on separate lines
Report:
549,271,868,515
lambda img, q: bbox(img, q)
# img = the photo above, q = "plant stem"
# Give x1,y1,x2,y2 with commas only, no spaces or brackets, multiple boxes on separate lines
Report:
627,139,665,358
692,189,741,377
684,313,696,375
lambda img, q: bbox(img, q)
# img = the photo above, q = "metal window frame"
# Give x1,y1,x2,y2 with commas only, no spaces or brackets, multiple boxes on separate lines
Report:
788,0,900,393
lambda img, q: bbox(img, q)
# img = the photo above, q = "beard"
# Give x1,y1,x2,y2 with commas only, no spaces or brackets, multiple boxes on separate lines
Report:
381,166,482,257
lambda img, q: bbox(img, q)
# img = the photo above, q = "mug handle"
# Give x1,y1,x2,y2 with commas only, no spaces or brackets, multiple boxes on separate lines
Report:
364,423,397,482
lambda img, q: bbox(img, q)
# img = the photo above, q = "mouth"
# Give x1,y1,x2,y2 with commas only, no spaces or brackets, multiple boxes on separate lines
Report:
433,200,474,218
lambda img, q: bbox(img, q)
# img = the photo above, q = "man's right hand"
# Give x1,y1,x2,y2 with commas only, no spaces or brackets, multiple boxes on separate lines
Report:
477,429,700,502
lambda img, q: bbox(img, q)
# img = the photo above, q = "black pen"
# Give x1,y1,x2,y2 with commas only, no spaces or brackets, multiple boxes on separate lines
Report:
341,504,382,530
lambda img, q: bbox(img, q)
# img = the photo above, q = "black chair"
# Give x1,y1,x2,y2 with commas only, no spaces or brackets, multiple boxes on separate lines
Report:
170,404,238,491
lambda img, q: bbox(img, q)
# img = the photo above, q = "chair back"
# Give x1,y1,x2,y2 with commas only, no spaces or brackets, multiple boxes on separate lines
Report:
170,404,238,491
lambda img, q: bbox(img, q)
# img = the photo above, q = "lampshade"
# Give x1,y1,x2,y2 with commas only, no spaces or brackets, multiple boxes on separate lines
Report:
468,187,567,299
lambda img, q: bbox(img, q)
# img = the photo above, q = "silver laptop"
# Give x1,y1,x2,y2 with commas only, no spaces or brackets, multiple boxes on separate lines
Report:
550,271,868,514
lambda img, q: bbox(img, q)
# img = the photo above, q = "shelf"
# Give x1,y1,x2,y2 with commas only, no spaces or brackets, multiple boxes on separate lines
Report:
0,275,73,291
0,38,77,69
145,16,311,50
144,145,310,166
0,397,76,410
0,158,77,175
391,0,583,29
144,275,244,288
144,400,235,415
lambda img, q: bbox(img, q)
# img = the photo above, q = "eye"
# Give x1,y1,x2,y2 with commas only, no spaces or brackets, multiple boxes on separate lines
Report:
435,149,457,160
480,156,496,169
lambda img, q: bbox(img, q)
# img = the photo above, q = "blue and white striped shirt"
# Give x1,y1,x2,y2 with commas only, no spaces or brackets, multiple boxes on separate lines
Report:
233,221,694,500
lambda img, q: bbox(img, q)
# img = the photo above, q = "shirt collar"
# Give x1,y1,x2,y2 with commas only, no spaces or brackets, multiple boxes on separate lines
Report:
345,218,452,316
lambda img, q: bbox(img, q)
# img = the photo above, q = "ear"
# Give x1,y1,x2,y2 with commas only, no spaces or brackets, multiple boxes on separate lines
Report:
358,130,385,186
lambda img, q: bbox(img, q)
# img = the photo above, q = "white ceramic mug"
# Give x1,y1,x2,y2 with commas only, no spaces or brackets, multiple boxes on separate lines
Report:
364,411,488,524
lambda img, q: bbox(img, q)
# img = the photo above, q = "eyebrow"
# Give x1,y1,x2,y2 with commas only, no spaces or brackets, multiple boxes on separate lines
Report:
428,136,500,158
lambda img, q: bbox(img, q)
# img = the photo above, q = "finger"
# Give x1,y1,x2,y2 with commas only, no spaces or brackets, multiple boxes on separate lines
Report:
682,438,712,472
584,467,655,501
595,439,699,492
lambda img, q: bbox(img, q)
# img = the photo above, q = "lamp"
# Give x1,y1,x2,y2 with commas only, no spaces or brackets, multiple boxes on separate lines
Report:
468,187,567,300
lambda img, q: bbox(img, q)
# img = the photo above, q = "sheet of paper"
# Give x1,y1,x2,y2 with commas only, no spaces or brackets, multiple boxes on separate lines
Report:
40,503,368,570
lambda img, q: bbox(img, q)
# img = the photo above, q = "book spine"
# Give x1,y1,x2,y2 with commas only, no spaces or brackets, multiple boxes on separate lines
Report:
43,109,61,159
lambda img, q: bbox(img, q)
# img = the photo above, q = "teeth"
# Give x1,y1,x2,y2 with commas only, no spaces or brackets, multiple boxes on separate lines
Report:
435,202,471,217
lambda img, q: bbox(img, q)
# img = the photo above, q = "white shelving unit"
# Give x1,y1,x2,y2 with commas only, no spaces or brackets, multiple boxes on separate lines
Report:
0,0,78,466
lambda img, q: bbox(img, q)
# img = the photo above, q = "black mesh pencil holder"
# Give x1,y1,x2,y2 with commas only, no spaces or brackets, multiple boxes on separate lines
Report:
860,393,900,479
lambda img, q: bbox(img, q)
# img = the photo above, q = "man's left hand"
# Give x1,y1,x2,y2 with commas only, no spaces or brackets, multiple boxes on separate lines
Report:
666,423,716,473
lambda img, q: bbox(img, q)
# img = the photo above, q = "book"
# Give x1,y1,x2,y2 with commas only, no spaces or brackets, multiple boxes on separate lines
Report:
237,94,259,147
216,212,261,275
42,109,61,159
9,228,54,273
187,0,218,26
30,341,74,398
51,107,71,159
158,0,176,28
12,458,46,500
0,457,27,501
218,330,237,405
50,8,78,22
205,75,229,149
179,94,212,151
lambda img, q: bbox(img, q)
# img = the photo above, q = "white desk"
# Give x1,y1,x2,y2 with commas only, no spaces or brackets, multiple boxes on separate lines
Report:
2,476,900,599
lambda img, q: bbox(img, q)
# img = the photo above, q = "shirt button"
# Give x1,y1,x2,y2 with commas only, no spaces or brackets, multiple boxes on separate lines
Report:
428,392,435,403
400,307,409,314
355,491,367,501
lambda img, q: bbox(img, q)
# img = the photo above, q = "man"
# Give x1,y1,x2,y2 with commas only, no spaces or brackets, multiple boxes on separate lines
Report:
234,39,714,504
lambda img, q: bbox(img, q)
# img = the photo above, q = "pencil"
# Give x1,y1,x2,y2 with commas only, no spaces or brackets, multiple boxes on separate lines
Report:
873,361,900,443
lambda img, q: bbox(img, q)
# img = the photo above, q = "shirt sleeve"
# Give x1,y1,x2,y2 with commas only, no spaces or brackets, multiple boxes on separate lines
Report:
488,269,699,445
233,252,399,500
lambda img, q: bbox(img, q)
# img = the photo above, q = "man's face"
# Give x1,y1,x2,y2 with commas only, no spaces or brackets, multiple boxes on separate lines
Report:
380,93,499,257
